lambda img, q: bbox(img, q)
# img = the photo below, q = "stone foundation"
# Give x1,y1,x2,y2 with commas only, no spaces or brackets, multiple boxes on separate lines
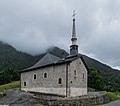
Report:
30,91,65,101
49,94,110,106
31,91,110,106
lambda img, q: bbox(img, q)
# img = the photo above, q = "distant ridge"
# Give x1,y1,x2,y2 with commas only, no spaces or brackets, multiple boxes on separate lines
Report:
0,41,36,70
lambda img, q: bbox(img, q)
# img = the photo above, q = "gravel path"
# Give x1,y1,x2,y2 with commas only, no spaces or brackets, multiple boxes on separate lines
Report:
0,89,45,106
97,100,120,106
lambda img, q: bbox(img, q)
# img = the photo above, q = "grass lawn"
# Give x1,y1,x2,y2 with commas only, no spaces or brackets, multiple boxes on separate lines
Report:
107,92,120,101
0,81,20,92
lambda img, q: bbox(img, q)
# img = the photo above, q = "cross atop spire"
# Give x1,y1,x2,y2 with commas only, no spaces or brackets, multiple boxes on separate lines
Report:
72,10,76,19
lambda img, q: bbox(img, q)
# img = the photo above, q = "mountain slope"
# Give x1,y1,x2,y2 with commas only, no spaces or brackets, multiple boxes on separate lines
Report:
0,41,36,71
82,55,120,90
0,42,68,71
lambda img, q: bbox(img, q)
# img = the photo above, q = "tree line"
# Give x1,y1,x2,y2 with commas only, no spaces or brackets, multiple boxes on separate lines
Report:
0,68,20,85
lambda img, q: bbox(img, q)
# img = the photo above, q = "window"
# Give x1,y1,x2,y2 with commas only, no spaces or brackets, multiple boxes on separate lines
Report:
24,82,26,86
58,78,62,84
34,74,36,79
44,72,47,79
74,70,77,78
83,73,85,79
74,70,76,76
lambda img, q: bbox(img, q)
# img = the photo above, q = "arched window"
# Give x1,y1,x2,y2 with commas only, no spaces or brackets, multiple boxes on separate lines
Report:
83,73,85,79
74,70,76,76
58,78,62,84
34,74,36,79
44,72,47,79
74,70,77,78
24,82,26,86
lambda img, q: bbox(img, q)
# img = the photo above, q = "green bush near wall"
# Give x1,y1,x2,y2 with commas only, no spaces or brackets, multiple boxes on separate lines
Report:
107,92,120,101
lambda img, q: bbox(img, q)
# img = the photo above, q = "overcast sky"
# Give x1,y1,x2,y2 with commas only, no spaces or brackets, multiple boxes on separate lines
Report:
0,0,120,69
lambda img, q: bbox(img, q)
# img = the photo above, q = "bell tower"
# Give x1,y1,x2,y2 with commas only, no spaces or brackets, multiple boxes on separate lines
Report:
70,10,78,55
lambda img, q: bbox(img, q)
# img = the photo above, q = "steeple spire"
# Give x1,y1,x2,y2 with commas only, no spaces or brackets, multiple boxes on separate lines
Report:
72,10,77,45
70,10,78,55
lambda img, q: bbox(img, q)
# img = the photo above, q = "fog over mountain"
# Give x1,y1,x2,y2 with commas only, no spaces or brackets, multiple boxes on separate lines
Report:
0,0,120,69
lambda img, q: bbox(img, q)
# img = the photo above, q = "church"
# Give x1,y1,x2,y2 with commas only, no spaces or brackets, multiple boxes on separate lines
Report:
20,11,88,97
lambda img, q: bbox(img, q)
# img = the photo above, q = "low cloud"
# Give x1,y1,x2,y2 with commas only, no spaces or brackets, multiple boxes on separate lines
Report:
0,0,120,69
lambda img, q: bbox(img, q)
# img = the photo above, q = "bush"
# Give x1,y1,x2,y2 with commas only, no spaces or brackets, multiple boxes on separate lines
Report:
88,68,104,91
107,92,120,101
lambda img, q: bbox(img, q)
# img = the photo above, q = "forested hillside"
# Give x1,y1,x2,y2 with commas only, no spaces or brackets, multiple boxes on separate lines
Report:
0,41,36,71
0,41,68,71
82,55,120,91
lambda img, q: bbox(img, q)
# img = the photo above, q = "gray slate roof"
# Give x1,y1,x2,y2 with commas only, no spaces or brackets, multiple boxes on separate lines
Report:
28,53,61,69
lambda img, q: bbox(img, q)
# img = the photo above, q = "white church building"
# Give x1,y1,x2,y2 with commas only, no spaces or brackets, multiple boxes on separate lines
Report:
20,11,88,97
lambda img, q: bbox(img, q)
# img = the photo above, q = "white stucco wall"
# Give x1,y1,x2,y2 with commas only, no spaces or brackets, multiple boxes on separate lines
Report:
21,64,67,96
22,87,66,95
68,58,87,97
